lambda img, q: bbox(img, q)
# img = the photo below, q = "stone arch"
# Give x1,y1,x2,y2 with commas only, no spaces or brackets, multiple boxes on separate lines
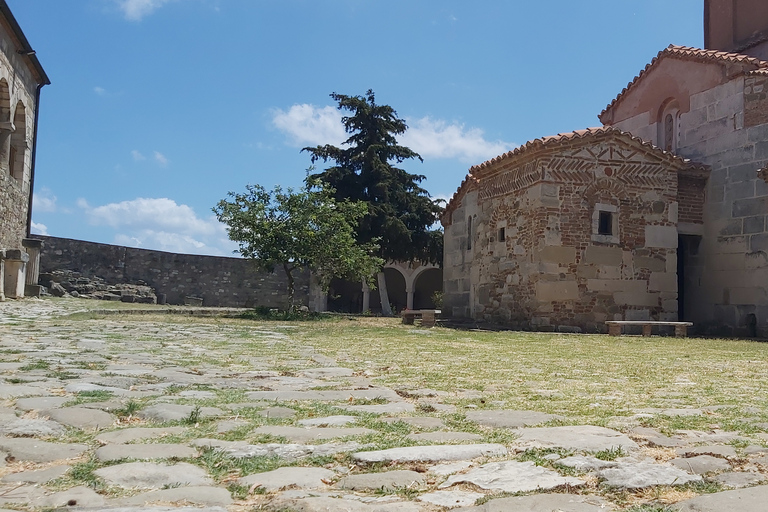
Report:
581,178,629,205
9,101,27,181
412,267,442,309
0,79,11,173
657,98,681,152
370,266,407,313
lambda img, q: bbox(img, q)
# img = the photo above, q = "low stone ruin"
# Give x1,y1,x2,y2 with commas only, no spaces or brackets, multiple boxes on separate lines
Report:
38,269,158,304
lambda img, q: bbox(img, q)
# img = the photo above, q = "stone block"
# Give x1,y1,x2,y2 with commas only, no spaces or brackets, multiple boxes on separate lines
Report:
536,246,576,265
635,256,666,272
733,196,768,218
729,163,761,182
645,225,678,248
744,215,765,234
536,281,578,302
746,251,768,269
718,235,749,253
751,234,768,252
613,291,659,307
625,309,651,321
711,253,746,271
662,299,679,312
596,265,621,279
583,246,622,266
587,279,647,294
649,272,677,292
720,219,743,236
726,180,756,201
730,287,767,305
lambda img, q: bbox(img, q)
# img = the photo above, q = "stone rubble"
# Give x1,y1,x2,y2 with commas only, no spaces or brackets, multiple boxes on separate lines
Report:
0,298,766,512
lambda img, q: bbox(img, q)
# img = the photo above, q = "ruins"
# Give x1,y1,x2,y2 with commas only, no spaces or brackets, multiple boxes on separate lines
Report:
443,0,768,336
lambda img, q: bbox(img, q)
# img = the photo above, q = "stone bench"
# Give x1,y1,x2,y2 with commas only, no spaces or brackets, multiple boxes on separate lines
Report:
605,321,694,337
401,309,441,328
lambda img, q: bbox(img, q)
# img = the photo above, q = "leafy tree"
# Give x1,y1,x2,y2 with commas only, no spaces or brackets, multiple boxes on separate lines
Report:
303,90,443,314
214,177,383,311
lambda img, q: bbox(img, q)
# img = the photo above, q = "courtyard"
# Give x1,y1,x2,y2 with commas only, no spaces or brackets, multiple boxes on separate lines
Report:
0,298,767,511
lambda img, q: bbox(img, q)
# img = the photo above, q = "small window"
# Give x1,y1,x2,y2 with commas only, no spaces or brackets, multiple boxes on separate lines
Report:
8,145,16,179
467,216,472,251
498,227,505,242
664,113,674,151
598,211,613,235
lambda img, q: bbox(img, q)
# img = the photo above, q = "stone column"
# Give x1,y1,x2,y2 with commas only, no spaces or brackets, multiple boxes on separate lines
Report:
22,238,43,297
0,120,14,171
361,279,370,313
307,272,328,312
406,284,414,310
3,249,29,299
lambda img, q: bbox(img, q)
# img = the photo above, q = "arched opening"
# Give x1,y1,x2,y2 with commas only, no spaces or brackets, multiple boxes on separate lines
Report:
9,102,26,182
370,268,407,314
0,80,11,174
657,98,680,152
413,267,443,309
327,277,363,313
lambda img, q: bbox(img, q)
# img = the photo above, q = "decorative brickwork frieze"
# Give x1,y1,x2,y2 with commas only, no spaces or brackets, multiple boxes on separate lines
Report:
745,75,768,128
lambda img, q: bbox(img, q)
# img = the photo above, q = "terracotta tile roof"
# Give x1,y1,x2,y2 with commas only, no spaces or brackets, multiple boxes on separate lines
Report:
441,126,708,225
600,45,768,123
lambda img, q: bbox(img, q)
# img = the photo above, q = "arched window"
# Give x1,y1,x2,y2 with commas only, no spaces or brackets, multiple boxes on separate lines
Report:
9,102,26,181
658,99,680,152
0,79,11,175
466,215,472,251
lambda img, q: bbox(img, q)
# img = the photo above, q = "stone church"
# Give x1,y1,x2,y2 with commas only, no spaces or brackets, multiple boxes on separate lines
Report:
0,0,49,300
442,0,768,337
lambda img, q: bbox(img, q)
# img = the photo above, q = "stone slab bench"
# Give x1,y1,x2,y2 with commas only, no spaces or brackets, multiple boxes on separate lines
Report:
401,309,441,328
605,321,693,337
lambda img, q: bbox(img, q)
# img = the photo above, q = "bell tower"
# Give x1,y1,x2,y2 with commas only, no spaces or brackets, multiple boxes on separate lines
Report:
705,0,768,59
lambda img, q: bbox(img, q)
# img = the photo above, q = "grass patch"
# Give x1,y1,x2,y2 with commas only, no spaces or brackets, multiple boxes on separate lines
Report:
19,360,50,371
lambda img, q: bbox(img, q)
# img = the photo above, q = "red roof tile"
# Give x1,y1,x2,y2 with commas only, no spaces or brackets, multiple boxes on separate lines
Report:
600,45,768,123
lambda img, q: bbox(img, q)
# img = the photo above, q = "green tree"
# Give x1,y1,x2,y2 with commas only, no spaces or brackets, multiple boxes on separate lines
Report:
303,90,443,314
214,177,383,311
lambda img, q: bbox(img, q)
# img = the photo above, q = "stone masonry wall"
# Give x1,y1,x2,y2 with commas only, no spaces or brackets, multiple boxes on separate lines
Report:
613,76,768,337
444,136,684,333
0,15,39,251
37,236,310,308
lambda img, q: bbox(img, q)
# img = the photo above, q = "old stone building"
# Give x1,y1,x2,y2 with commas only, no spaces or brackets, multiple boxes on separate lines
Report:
0,0,48,300
442,0,768,337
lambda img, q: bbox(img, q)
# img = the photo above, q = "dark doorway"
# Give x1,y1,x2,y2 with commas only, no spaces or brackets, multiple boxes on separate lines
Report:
678,234,702,321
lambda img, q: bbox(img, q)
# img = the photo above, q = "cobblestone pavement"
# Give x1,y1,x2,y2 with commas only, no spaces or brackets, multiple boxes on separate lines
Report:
0,298,767,511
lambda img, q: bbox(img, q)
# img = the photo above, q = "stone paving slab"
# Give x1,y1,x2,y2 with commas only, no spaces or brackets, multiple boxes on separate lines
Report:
343,402,416,414
33,485,106,509
406,431,483,443
514,425,639,452
337,470,427,491
0,384,49,399
440,460,582,493
0,417,66,437
1,465,70,483
670,455,731,474
454,494,617,511
253,425,375,442
94,462,214,488
465,409,558,428
14,396,70,411
380,416,445,429
95,427,187,444
256,406,298,418
95,443,199,462
710,471,766,488
238,466,335,491
246,389,401,402
598,461,702,488
116,486,233,507
137,404,224,422
417,490,485,509
672,485,768,511
271,496,425,511
298,415,357,427
0,437,89,462
353,443,507,462
45,406,116,429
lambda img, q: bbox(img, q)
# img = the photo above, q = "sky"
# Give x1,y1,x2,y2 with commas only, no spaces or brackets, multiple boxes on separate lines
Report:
10,0,702,256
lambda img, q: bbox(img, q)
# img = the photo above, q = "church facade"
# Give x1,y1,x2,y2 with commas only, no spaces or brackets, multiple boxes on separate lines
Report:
442,0,768,337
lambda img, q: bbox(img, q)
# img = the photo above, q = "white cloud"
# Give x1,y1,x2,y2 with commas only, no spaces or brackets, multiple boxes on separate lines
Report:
271,103,514,163
402,117,515,163
79,197,236,256
117,0,178,21
94,86,106,96
153,151,169,166
272,104,347,147
131,150,145,161
32,188,57,213
30,221,48,236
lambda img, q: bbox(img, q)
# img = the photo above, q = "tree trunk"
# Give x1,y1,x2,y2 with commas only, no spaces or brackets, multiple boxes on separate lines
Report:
284,263,295,312
377,271,392,316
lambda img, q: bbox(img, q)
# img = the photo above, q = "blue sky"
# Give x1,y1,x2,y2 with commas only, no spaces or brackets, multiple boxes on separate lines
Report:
11,0,702,256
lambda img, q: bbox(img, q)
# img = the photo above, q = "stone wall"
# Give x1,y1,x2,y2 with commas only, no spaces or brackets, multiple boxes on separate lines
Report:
37,236,310,308
612,73,768,337
443,133,695,333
